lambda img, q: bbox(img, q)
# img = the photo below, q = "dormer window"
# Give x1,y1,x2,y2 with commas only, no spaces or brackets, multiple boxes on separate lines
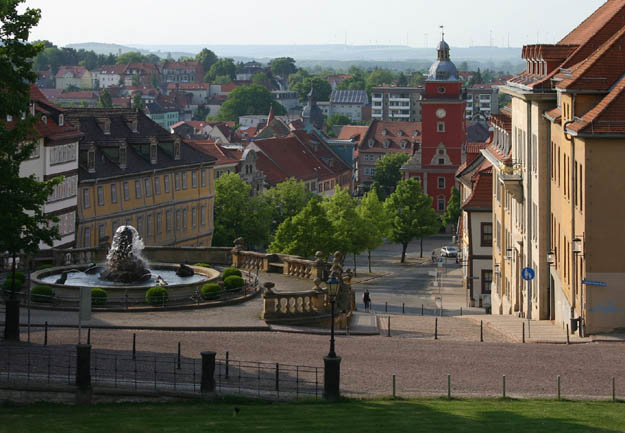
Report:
41,115,47,125
381,129,388,136
383,139,390,149
132,119,138,133
174,139,181,160
397,130,403,136
400,140,407,149
104,119,111,135
6,115,12,122
150,141,158,164
58,114,64,127
368,138,374,148
30,103,35,116
413,130,420,137
87,146,96,173
119,143,127,169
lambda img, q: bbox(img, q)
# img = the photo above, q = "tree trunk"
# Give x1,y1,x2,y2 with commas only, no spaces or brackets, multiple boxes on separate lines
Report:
420,238,424,258
353,253,357,277
10,251,17,299
4,251,20,341
400,243,407,263
368,250,372,273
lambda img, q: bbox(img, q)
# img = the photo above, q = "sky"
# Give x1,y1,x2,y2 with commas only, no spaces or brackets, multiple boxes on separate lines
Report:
23,0,606,49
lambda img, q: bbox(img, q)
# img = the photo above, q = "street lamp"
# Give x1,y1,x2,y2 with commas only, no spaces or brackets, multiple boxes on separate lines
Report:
573,238,583,255
326,275,340,358
547,250,555,266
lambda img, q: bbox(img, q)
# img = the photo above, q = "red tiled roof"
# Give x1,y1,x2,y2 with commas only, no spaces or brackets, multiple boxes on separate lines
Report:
187,140,239,166
462,161,493,211
55,65,89,79
168,82,210,91
96,64,127,75
162,60,201,70
568,77,625,134
559,0,625,46
27,85,83,143
358,120,421,154
337,125,368,141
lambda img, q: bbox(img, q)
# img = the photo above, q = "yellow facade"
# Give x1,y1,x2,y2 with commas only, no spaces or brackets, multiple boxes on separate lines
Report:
77,166,215,248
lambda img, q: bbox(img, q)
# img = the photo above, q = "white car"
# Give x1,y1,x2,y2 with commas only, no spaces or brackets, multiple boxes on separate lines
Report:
440,246,458,258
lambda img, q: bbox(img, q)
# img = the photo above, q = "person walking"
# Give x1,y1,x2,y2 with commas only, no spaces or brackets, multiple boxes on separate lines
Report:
363,289,371,312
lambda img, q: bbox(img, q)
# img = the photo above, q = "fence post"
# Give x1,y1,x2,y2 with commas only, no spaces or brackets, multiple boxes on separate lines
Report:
502,375,506,399
385,302,388,312
566,324,570,344
402,303,405,314
613,377,616,402
557,375,561,400
447,374,451,399
434,318,438,340
75,344,92,404
392,374,396,398
177,342,181,370
387,316,391,337
460,307,463,316
87,328,91,345
200,351,217,400
522,322,525,343
225,351,229,379
44,321,48,346
275,363,280,398
132,333,136,360
480,320,483,342
421,304,424,316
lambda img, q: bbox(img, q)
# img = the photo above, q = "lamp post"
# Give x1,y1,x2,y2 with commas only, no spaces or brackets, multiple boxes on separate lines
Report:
324,274,341,401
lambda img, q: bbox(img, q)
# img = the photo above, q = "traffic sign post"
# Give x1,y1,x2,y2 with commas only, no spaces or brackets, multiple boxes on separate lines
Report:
521,267,535,281
521,267,535,338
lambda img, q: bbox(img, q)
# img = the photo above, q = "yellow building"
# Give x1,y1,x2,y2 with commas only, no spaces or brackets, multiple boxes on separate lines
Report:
67,108,216,248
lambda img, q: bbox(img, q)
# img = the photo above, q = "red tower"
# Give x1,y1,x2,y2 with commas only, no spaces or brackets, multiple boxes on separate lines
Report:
402,32,466,214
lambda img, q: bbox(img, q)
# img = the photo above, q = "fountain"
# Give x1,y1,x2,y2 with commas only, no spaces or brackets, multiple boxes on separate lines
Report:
31,225,220,306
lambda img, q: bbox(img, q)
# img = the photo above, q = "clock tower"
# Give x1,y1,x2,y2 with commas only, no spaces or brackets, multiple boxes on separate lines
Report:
402,30,466,214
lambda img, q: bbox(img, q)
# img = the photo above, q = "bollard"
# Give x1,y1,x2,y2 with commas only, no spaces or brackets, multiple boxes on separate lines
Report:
275,363,280,394
503,375,506,399
460,307,463,316
385,302,388,312
87,328,91,345
613,377,616,402
447,374,451,399
44,321,48,346
421,304,424,316
387,316,391,337
132,333,136,360
557,375,561,400
522,322,525,343
566,324,570,344
75,344,92,403
480,320,484,342
177,342,181,370
402,303,405,314
392,374,396,398
434,318,438,340
200,351,217,399
225,351,229,379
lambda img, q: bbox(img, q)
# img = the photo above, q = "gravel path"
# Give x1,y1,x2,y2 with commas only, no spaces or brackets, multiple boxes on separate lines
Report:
13,328,625,400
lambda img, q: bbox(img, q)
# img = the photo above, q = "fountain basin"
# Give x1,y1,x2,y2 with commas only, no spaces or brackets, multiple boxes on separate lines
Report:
31,263,220,304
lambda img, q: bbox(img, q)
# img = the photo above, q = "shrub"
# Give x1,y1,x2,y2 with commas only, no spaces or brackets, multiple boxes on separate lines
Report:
224,275,245,291
91,288,108,306
145,286,168,306
222,267,242,279
12,272,26,284
37,264,53,271
194,263,212,268
31,285,54,303
2,276,24,296
201,283,223,300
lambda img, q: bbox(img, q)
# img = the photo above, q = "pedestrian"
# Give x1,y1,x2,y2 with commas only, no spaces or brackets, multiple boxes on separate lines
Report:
363,289,371,312
431,250,436,263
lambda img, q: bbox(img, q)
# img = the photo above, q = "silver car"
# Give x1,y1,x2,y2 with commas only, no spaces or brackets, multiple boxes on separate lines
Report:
440,246,458,258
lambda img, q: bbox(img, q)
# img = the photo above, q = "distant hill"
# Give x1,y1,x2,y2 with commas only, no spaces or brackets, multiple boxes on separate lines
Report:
64,42,195,60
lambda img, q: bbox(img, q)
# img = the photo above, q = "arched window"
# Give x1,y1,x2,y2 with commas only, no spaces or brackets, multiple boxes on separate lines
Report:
58,114,64,127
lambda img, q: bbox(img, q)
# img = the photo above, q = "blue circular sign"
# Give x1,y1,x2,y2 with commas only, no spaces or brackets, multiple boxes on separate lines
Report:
521,267,535,281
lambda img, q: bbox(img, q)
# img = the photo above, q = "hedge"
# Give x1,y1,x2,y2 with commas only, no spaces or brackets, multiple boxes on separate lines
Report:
201,283,223,300
91,288,108,306
194,263,212,268
222,267,242,279
224,275,245,291
31,285,54,303
145,286,169,306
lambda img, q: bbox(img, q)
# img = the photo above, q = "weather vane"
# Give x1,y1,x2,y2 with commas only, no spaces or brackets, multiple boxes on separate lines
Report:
440,25,445,40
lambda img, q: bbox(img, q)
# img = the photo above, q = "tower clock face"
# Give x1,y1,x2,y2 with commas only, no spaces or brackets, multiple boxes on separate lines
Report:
436,108,447,119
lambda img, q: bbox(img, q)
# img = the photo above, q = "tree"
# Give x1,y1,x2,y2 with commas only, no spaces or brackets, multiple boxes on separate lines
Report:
262,179,313,233
373,152,410,199
384,179,440,263
1,1,63,341
269,199,336,259
98,89,113,108
269,57,297,77
213,173,271,248
442,186,461,232
287,68,310,91
293,77,332,103
216,84,285,122
397,72,408,87
326,114,352,130
366,69,396,94
116,51,144,65
322,188,369,275
357,189,388,272
131,72,141,86
131,93,145,111
195,48,218,73
251,71,272,89
205,58,236,82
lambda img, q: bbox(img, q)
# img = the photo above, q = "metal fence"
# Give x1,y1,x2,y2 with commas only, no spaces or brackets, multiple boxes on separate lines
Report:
0,346,321,400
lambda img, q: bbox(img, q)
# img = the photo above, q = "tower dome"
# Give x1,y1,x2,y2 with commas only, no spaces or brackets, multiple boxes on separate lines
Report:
427,32,458,81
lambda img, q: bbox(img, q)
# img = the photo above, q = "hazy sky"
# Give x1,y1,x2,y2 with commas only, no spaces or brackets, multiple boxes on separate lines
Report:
23,0,606,48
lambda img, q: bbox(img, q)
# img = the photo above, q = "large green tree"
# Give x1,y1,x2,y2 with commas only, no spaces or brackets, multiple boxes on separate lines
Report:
195,48,218,74
373,152,410,199
213,173,271,248
116,51,145,65
442,186,461,232
293,77,332,103
366,69,396,94
357,189,388,273
205,58,236,82
216,84,285,122
384,179,440,263
269,199,336,259
262,178,313,233
97,89,113,108
270,57,297,77
1,1,63,340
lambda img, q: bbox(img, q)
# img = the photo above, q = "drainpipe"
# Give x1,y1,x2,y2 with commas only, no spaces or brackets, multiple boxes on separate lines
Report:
526,103,532,320
562,118,575,321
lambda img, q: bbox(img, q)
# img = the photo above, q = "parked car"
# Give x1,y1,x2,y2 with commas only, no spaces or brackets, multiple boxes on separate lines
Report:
440,246,458,258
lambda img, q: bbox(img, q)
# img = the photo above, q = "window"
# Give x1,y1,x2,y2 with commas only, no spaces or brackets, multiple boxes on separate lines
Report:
201,169,206,187
103,119,111,134
144,178,151,197
175,210,181,232
438,87,446,94
146,214,153,242
123,181,130,201
383,139,390,149
182,208,188,232
83,188,90,209
97,186,104,206
437,196,445,212
137,216,143,237
481,270,492,294
192,207,197,229
83,227,91,247
119,144,127,168
110,184,117,203
134,180,142,199
437,121,445,132
481,223,493,246
150,143,157,164
192,170,198,188
87,148,95,172
368,139,374,148
175,173,180,190
439,158,445,165
200,205,206,226
164,174,170,193
174,140,181,160
166,211,172,235
154,176,161,195
59,114,64,127
438,177,445,189
156,212,162,239
182,172,188,190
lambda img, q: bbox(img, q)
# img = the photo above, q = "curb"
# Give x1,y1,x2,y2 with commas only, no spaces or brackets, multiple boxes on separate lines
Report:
3,322,271,332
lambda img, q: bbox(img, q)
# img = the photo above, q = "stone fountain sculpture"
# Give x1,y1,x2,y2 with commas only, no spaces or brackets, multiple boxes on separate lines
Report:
100,226,152,283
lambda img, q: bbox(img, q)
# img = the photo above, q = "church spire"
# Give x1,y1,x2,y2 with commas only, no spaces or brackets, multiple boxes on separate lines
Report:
437,25,450,61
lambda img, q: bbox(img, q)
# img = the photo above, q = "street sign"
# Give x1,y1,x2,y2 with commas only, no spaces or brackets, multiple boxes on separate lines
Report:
437,257,444,263
428,271,437,277
582,280,607,287
521,267,535,281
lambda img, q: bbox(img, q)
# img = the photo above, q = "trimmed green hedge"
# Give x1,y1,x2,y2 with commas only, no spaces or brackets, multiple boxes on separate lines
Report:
193,263,212,268
31,285,54,303
91,288,108,306
145,286,169,306
222,267,242,279
224,275,245,291
201,283,223,300
37,264,54,271
3,275,24,297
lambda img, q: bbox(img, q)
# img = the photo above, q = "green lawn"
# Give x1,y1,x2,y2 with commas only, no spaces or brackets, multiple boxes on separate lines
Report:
1,398,624,433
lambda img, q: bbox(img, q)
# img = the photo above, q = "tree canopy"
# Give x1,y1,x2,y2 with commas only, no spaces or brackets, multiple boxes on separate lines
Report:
195,48,218,72
357,189,388,272
205,58,236,82
372,152,410,199
262,178,314,233
115,51,159,65
293,77,332,103
97,89,113,108
216,84,285,122
384,179,440,263
326,114,352,130
442,186,461,231
269,57,297,77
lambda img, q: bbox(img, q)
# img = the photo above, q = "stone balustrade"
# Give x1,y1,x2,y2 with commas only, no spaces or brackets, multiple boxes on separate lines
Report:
262,286,329,321
231,245,327,281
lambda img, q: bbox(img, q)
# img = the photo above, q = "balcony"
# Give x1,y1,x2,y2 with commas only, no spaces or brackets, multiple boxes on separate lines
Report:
499,163,523,201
